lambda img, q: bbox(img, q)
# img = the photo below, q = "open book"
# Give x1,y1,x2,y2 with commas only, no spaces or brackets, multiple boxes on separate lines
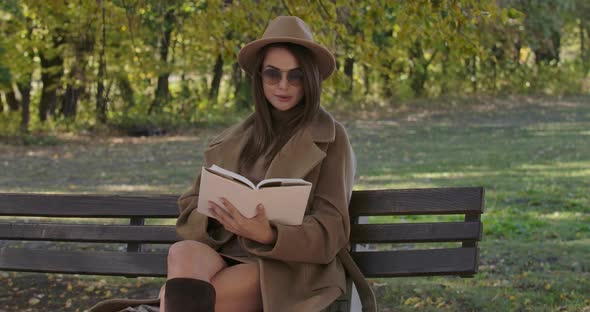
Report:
196,165,312,225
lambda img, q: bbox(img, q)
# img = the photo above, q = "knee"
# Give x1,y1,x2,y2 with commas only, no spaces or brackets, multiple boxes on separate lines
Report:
167,240,224,280
168,240,206,260
167,240,214,265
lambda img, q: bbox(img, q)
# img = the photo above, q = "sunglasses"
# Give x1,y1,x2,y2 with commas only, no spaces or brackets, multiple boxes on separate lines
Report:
260,67,304,87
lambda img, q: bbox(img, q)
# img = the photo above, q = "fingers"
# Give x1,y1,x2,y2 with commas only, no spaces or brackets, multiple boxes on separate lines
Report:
209,200,238,230
220,197,241,218
209,199,272,244
254,203,268,221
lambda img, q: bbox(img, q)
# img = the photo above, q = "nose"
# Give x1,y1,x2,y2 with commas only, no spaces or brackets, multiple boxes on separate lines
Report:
278,73,289,90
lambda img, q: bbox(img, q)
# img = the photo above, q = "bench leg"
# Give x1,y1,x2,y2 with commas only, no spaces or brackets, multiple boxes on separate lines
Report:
350,282,361,312
323,277,359,312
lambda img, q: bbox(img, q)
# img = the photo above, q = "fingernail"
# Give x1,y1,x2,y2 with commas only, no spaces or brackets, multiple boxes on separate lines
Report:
219,197,225,203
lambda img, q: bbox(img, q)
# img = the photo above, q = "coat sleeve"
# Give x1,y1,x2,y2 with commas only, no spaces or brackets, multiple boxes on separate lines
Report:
176,168,233,249
240,122,355,264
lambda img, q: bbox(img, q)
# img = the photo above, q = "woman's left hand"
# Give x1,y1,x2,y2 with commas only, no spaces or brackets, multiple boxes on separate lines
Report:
208,197,277,245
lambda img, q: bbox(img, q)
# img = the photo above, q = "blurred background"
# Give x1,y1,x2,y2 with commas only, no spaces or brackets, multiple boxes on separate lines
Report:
1,1,589,311
0,0,588,136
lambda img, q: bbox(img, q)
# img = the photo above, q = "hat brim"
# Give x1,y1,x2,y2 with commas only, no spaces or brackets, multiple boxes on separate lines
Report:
238,37,336,81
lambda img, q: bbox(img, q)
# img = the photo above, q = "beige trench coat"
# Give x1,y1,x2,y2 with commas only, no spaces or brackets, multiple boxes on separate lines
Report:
89,107,376,312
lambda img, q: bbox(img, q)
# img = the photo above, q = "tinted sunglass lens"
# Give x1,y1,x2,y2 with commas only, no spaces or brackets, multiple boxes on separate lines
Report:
287,70,304,85
263,69,281,84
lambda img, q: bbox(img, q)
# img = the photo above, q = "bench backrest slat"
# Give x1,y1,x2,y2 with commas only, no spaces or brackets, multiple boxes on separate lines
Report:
0,194,178,217
352,247,478,278
0,222,481,244
0,247,478,278
349,187,484,216
0,223,180,243
0,248,167,277
350,221,482,243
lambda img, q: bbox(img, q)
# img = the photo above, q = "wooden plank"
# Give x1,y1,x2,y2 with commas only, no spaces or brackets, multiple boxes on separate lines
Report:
0,194,179,217
0,187,484,217
0,247,478,278
128,217,146,252
351,247,478,278
0,248,167,276
349,187,484,216
0,223,180,243
462,214,482,248
350,221,482,243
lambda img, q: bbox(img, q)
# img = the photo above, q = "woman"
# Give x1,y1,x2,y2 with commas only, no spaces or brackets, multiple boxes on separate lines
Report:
90,16,376,312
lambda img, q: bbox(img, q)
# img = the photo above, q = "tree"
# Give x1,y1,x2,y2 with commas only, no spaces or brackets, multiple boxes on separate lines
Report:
96,0,108,124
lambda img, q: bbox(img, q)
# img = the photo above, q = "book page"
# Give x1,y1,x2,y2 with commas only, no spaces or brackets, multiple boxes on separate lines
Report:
257,184,312,225
197,167,259,219
256,178,311,189
196,166,312,225
208,164,256,190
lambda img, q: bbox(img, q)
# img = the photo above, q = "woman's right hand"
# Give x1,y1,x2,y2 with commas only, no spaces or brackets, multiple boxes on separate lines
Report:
208,198,277,245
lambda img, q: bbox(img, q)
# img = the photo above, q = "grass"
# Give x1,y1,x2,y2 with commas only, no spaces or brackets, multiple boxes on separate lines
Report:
1,95,589,311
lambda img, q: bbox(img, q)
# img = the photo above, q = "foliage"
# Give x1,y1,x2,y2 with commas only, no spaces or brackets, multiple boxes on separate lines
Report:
0,0,589,134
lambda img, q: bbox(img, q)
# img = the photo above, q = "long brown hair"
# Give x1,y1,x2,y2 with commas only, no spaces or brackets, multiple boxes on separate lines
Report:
238,43,322,173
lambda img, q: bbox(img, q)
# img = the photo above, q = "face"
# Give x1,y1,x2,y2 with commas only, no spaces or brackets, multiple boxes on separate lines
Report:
261,47,305,111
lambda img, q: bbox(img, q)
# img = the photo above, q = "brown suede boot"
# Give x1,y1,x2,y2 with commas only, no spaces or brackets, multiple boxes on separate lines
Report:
164,278,216,312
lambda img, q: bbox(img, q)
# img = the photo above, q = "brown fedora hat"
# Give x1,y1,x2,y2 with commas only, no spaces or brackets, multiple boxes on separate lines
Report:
238,16,336,81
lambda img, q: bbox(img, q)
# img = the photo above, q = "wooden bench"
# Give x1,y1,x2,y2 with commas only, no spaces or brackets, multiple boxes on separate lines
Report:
0,187,484,311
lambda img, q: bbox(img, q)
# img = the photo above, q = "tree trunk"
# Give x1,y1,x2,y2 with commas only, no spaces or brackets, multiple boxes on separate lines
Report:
60,60,84,119
409,41,427,97
344,57,354,95
363,64,370,96
149,9,175,114
6,89,19,111
0,92,4,112
582,19,586,62
17,80,31,134
209,53,223,102
60,32,94,119
441,45,450,95
96,0,107,124
118,75,135,111
39,52,63,122
232,61,250,111
380,60,394,98
151,73,171,114
39,31,66,122
582,19,588,73
471,54,477,94
534,29,561,65
62,85,79,118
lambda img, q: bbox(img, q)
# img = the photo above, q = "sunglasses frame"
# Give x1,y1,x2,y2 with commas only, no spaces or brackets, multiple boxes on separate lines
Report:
259,67,304,87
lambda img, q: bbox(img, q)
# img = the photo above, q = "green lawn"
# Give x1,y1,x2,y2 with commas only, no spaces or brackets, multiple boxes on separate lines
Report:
1,96,589,311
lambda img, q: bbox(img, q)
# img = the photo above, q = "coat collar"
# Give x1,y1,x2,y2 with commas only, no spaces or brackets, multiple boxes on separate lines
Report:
204,107,335,180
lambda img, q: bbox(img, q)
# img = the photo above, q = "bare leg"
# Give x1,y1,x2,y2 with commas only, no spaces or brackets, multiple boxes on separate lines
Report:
160,240,227,311
160,240,262,312
166,240,228,281
211,263,262,312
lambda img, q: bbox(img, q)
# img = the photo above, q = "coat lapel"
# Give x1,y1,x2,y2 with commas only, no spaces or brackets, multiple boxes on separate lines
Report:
203,107,336,180
264,127,326,179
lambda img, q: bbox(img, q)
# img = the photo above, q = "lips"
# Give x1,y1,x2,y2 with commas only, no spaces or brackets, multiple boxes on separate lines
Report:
275,95,292,102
